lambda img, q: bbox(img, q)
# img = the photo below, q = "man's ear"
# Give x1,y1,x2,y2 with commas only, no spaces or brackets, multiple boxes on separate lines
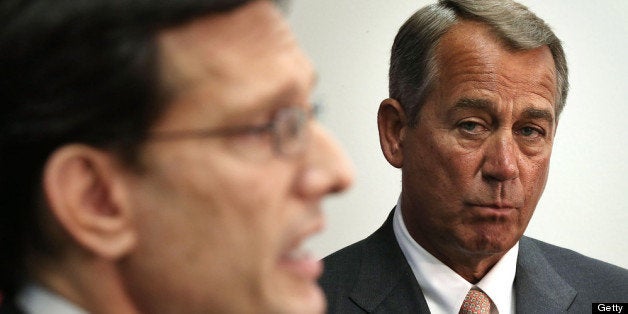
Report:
377,98,408,169
42,145,137,260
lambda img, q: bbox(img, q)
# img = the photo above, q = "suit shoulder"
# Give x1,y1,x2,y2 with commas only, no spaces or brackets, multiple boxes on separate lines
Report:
525,237,627,274
324,237,368,265
320,237,369,286
522,237,628,296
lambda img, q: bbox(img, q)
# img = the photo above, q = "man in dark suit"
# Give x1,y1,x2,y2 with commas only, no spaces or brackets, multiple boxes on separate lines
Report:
0,0,353,313
321,0,628,313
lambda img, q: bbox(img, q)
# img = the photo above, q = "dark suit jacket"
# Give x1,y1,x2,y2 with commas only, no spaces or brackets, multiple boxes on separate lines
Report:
320,210,628,313
0,298,23,314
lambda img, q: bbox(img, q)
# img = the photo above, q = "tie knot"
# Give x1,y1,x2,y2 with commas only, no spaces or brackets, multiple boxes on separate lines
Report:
459,288,492,314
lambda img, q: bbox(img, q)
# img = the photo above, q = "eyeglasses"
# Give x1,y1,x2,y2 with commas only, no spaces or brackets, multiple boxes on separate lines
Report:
148,105,319,158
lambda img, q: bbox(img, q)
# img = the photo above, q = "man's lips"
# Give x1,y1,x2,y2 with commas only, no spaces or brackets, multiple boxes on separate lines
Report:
471,203,516,209
465,196,521,208
278,220,325,281
465,201,519,212
278,248,323,281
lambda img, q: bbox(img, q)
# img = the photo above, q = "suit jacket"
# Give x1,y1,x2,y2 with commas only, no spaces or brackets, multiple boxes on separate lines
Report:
0,298,23,314
320,210,628,313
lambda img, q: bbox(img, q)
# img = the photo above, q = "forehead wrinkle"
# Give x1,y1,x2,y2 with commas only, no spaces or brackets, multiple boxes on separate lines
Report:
436,21,558,108
498,47,557,102
437,44,496,82
492,71,556,110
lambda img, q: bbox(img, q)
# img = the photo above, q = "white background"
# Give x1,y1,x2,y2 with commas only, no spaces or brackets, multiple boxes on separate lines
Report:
288,0,628,269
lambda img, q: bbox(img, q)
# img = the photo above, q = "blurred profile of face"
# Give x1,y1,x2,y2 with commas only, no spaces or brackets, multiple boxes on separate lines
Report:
117,1,353,313
399,20,558,266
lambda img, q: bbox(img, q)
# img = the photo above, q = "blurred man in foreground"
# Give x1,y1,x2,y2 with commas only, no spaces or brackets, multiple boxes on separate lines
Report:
0,0,353,313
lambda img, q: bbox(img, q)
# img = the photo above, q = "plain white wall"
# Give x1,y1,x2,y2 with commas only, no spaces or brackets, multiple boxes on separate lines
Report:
288,0,628,269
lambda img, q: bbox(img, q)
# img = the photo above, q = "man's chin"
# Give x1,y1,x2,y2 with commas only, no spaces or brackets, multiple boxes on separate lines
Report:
458,233,517,256
289,284,326,314
269,280,326,314
270,248,326,312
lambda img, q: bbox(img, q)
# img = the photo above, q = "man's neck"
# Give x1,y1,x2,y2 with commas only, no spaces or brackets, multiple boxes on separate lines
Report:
28,252,140,314
400,209,511,283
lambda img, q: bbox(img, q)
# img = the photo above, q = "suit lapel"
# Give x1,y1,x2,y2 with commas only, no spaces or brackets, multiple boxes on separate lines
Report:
347,211,580,313
515,237,577,313
348,210,431,313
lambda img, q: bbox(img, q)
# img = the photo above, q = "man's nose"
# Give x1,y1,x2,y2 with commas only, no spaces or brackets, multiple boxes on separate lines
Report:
481,129,519,182
296,122,354,198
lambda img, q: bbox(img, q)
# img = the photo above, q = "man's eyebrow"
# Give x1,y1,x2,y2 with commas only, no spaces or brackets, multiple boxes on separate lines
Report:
275,71,319,103
258,71,318,107
448,98,495,115
449,98,555,125
521,107,554,126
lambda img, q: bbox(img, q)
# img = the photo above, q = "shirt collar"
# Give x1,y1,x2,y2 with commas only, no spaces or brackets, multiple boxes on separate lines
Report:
476,240,518,314
393,196,518,314
17,282,88,314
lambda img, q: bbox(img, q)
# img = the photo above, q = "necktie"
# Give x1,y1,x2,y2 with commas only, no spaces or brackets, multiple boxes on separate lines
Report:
459,288,492,314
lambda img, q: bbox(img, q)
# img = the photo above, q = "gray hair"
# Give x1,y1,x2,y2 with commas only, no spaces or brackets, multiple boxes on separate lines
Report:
389,0,568,126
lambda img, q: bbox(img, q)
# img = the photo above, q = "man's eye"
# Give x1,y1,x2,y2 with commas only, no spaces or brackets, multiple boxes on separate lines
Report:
518,126,544,138
458,121,486,134
460,121,477,130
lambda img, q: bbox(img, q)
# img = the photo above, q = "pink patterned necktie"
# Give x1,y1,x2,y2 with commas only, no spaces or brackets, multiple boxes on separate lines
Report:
459,288,492,314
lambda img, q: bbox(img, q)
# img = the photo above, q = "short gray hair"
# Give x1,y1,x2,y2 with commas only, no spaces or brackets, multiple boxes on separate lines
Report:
389,0,568,126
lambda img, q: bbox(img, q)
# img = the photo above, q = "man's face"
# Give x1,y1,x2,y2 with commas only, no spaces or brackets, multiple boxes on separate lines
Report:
400,21,558,264
117,1,353,313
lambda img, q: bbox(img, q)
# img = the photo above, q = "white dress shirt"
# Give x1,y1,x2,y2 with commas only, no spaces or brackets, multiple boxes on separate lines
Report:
393,198,518,314
17,283,87,314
